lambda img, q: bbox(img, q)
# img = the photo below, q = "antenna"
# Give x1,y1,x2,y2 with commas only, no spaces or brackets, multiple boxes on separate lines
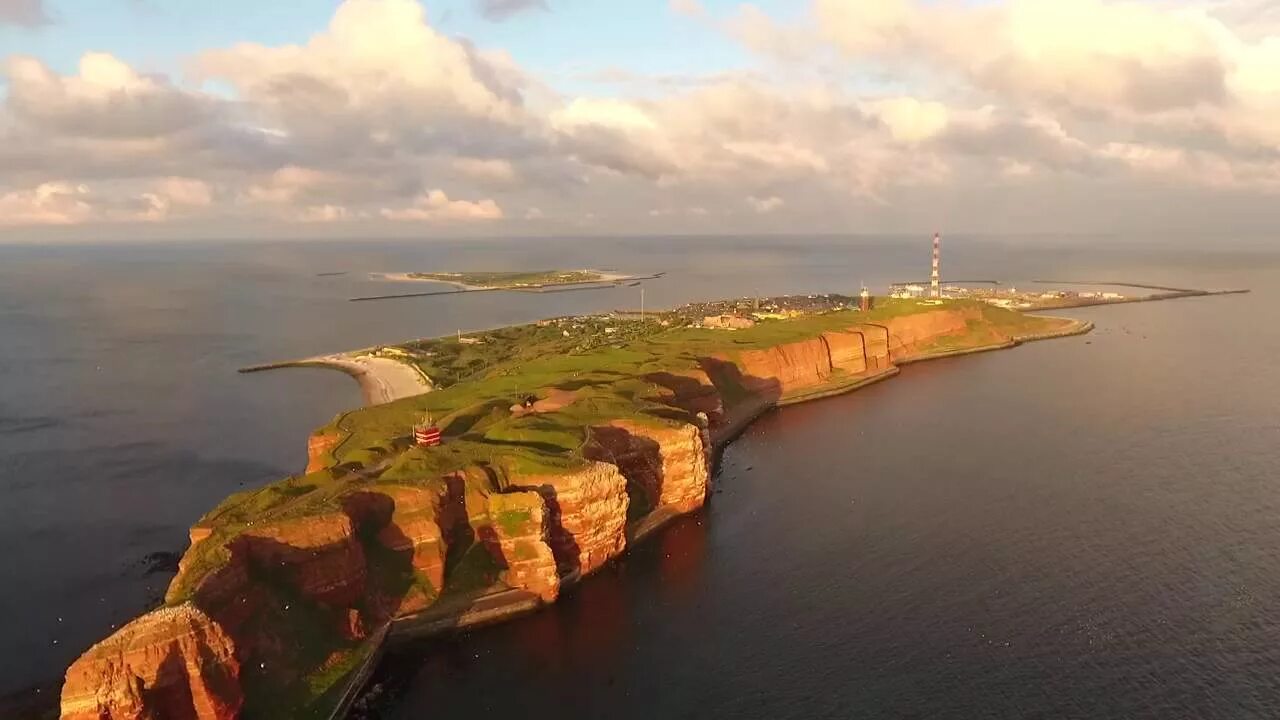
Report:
931,232,942,299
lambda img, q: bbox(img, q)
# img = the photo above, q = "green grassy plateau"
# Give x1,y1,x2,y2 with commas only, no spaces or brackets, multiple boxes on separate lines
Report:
168,298,1076,717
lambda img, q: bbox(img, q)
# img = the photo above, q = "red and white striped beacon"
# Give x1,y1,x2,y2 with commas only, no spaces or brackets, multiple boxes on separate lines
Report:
931,232,942,299
413,412,442,447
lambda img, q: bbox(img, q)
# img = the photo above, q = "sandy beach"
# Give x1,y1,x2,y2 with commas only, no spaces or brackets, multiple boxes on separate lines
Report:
307,354,433,406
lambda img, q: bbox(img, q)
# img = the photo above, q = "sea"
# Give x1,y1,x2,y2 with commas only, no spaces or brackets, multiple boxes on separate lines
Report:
0,235,1277,718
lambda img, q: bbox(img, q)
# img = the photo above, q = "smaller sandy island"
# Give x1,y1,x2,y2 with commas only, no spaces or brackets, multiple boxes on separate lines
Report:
376,269,630,290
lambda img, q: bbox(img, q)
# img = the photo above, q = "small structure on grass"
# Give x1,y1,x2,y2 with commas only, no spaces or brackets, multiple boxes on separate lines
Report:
413,412,442,447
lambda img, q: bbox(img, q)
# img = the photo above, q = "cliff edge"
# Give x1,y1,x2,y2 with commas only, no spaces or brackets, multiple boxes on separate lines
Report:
61,300,1087,719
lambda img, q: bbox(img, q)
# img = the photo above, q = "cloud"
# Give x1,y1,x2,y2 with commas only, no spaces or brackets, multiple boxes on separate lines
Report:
154,177,214,207
473,0,547,21
452,157,519,185
0,178,210,225
243,167,351,205
0,0,49,27
747,195,784,213
5,53,214,138
812,0,1238,116
297,204,353,222
381,189,503,221
669,0,706,19
196,0,533,150
0,183,92,224
4,0,1280,236
868,97,949,144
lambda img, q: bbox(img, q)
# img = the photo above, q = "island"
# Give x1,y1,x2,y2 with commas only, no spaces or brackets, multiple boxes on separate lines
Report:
60,297,1091,720
400,269,619,289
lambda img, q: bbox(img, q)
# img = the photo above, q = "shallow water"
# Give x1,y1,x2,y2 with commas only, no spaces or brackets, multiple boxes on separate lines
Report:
0,236,1275,717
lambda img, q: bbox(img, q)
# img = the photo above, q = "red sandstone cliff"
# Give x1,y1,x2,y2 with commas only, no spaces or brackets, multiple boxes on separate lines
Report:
506,461,629,577
479,491,560,601
734,337,836,395
821,330,869,374
881,307,982,360
305,430,342,473
62,306,1005,720
61,605,241,720
714,309,983,401
589,421,710,515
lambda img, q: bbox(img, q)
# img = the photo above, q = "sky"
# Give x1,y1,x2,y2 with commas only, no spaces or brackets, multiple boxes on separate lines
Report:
1,0,1279,240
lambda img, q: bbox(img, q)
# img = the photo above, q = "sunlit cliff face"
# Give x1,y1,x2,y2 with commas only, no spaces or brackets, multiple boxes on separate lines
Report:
2,0,1279,237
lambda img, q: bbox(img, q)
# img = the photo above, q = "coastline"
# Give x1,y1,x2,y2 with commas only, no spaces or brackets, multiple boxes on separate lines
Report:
302,355,432,406
62,303,1101,720
240,354,432,406
330,315,1096,718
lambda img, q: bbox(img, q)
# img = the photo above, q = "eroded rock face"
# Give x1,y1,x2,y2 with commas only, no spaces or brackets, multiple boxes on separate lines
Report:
822,330,868,374
855,324,891,370
305,430,342,473
480,492,560,601
735,337,835,395
508,461,629,576
881,308,980,360
61,604,241,720
367,484,452,590
590,421,710,516
234,513,368,607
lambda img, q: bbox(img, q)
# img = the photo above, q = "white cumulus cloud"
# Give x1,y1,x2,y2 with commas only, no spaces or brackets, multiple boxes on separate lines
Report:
381,190,504,221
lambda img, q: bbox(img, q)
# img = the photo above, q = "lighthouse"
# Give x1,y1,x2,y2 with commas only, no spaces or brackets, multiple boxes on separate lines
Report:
859,284,872,311
930,232,941,299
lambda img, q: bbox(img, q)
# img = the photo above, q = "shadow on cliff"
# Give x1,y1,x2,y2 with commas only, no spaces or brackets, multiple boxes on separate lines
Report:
644,371,726,425
696,356,783,409
140,648,199,718
522,485,582,578
186,488,463,715
585,426,664,522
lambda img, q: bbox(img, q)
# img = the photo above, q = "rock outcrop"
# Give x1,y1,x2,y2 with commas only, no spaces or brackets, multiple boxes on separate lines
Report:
882,308,980,360
368,484,452,591
707,310,982,404
61,605,241,720
822,330,868,374
479,492,560,602
590,421,710,516
305,430,342,473
507,461,629,576
235,513,367,608
734,337,835,395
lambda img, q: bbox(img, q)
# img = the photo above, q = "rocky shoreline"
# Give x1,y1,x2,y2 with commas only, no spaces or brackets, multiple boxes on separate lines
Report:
58,304,1091,720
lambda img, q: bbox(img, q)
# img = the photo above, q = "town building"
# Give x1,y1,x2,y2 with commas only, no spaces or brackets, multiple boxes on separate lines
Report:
702,314,756,330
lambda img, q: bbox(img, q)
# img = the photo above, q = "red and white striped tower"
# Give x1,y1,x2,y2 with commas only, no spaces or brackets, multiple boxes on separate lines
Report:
930,232,941,299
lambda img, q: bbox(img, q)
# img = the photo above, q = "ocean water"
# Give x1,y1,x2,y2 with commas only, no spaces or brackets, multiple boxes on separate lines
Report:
0,236,1276,717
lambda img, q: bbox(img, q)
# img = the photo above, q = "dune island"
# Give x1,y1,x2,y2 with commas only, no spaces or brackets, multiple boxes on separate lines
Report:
387,269,626,289
61,296,1092,720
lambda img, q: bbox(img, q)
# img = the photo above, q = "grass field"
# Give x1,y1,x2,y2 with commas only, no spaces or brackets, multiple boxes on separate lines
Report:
213,299,1067,530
